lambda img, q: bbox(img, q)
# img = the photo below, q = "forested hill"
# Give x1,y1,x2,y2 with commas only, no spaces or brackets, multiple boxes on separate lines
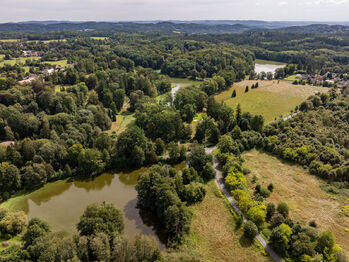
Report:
0,22,251,33
0,21,349,34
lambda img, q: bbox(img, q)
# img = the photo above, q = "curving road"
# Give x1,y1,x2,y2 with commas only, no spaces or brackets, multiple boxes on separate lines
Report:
205,146,283,262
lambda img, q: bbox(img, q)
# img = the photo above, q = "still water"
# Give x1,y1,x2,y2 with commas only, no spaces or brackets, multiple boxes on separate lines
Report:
4,165,184,247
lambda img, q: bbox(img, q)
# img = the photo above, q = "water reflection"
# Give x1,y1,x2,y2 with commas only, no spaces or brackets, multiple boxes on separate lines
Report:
3,168,166,246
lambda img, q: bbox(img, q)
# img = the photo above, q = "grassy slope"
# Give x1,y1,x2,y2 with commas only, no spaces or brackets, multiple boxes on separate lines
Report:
242,149,349,257
255,59,286,65
186,182,271,262
215,80,328,123
90,37,109,40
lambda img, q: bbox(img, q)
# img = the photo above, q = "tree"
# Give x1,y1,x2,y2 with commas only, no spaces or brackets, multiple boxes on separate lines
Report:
277,202,289,218
244,221,258,239
0,211,27,236
23,218,51,247
317,230,335,254
266,203,276,221
78,149,105,175
232,89,236,98
269,224,292,256
201,163,215,182
77,202,124,238
155,138,166,156
236,104,242,126
187,144,212,173
114,89,125,111
245,86,249,93
246,203,267,227
218,135,234,154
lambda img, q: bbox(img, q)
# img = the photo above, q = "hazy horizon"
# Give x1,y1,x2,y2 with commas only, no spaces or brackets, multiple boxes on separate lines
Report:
1,0,349,23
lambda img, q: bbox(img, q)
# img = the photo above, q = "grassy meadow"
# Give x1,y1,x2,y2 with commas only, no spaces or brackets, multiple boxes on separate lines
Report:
169,77,201,88
90,37,109,40
186,181,272,262
255,59,286,65
242,149,349,257
43,60,68,67
106,113,135,136
0,57,41,67
0,39,20,42
214,80,328,123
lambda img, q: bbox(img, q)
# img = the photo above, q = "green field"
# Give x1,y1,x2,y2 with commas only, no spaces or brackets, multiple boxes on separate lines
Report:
255,59,286,65
106,113,135,136
43,60,68,67
0,57,41,67
285,75,298,81
90,37,109,40
215,80,327,123
0,39,20,42
169,77,201,87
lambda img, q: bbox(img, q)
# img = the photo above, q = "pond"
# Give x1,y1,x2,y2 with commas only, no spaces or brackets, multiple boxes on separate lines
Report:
2,165,184,248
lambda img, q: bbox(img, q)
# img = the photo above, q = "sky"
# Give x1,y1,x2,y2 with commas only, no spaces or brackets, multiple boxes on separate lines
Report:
1,0,349,23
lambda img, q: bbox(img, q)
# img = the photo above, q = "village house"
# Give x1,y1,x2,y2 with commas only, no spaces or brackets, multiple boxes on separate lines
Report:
18,74,39,85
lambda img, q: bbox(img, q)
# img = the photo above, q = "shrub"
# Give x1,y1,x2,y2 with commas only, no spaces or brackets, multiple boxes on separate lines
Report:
277,202,289,218
267,183,274,192
244,221,258,239
309,220,317,228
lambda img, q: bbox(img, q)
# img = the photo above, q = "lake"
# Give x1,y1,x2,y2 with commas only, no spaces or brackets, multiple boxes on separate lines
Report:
2,166,188,247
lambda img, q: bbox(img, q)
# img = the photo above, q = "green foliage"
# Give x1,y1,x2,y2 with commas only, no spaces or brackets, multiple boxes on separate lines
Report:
77,202,125,238
277,202,289,218
244,221,258,239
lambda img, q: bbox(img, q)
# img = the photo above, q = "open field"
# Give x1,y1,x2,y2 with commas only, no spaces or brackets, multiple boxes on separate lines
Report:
90,37,109,40
169,77,201,88
214,80,328,123
0,57,41,67
285,75,298,81
43,59,68,67
186,181,271,262
242,149,349,256
106,113,135,136
0,39,20,42
255,59,286,65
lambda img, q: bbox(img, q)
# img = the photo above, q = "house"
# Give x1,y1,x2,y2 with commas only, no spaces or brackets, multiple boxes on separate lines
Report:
0,141,14,147
18,74,38,85
43,68,55,76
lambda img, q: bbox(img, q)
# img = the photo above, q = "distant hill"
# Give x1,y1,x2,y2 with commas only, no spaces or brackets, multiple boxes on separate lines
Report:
0,21,348,34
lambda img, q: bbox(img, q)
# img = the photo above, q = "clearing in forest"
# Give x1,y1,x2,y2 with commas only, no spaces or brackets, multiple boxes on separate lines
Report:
242,149,349,257
214,80,328,123
186,182,272,262
0,57,41,67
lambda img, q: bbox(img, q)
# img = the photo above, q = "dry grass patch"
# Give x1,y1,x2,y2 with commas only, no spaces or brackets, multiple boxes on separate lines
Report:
186,181,271,262
242,149,349,256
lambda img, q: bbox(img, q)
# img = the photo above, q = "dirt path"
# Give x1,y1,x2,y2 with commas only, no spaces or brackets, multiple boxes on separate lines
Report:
205,146,283,262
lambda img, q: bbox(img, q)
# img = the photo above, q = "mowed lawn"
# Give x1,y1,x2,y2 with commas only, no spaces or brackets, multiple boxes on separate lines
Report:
242,150,349,257
186,181,272,262
215,80,328,123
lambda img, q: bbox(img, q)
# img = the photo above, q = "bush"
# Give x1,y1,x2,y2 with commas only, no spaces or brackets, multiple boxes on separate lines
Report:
309,220,317,228
267,183,274,192
277,202,289,218
244,221,258,239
